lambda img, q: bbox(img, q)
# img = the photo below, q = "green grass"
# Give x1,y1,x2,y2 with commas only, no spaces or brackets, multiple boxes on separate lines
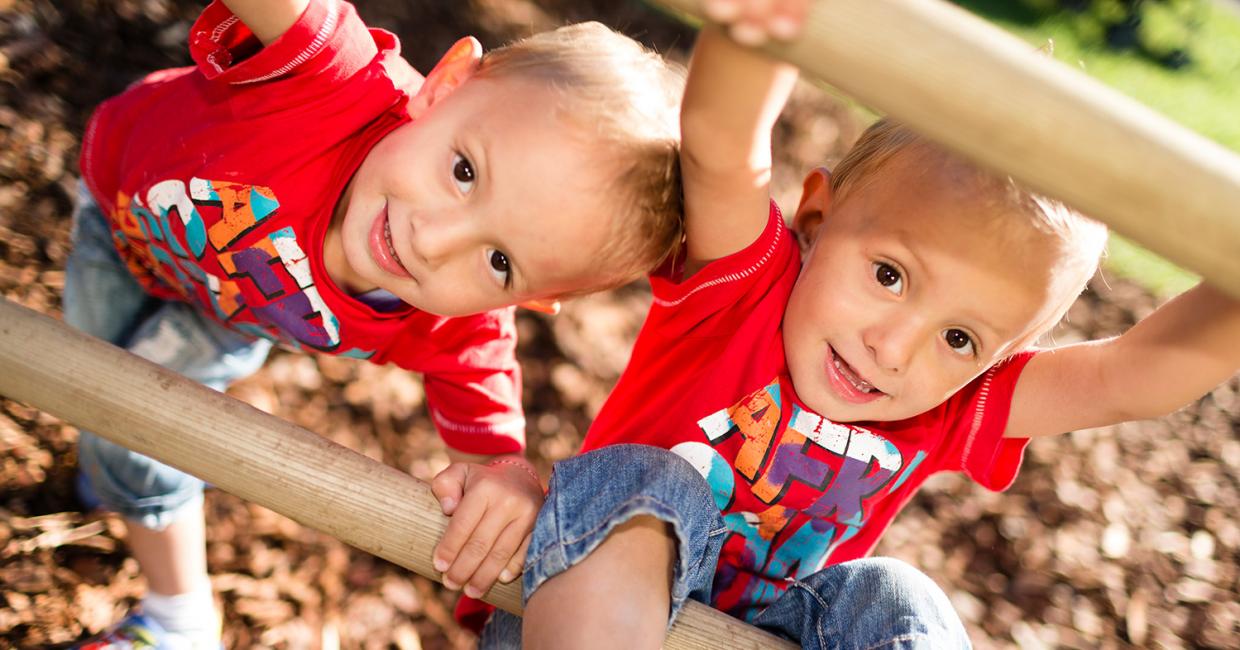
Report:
951,0,1240,296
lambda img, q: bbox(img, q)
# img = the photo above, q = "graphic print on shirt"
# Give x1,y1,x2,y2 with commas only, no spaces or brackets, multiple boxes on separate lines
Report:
110,178,345,352
677,377,928,620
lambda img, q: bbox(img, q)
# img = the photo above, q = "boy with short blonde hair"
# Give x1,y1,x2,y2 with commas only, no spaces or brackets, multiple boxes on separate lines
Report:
70,1,684,647
471,21,686,283
481,7,1240,650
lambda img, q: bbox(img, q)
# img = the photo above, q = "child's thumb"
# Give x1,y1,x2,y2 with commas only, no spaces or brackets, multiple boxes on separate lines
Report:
431,463,469,515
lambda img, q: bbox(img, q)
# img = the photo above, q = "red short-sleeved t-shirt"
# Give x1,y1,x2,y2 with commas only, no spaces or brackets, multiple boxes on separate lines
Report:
79,0,524,453
583,204,1034,620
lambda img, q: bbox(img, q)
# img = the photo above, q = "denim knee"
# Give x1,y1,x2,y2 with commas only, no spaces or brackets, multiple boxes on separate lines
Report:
122,301,271,390
755,557,971,649
63,184,156,345
64,183,271,385
522,444,729,624
77,430,204,530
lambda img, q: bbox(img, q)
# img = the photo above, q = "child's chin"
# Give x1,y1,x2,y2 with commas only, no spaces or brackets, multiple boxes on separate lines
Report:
816,396,887,424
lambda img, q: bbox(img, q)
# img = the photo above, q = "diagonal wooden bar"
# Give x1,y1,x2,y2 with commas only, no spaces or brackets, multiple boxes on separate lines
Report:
653,0,1240,300
0,298,793,649
11,2,1235,647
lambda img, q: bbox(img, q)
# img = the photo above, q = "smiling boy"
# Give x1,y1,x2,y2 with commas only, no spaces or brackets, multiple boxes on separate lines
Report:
328,63,623,315
482,10,1240,650
70,0,685,647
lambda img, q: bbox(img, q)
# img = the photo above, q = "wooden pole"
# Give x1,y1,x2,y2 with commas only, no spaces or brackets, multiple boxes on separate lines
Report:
0,298,792,649
653,0,1240,300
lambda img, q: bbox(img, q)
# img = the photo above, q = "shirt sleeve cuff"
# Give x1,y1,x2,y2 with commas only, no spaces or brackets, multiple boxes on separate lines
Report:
432,409,527,455
961,351,1037,491
649,200,789,308
190,0,375,84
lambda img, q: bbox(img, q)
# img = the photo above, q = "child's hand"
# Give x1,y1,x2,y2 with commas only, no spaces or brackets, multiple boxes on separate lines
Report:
702,0,810,46
430,457,544,598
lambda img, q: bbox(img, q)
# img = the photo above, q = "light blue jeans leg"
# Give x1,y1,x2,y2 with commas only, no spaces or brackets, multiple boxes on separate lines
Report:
753,557,972,649
479,445,729,649
64,185,271,530
486,559,971,650
479,445,970,649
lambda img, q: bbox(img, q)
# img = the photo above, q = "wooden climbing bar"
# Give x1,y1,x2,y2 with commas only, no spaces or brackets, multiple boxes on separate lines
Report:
656,0,1240,299
4,0,1240,647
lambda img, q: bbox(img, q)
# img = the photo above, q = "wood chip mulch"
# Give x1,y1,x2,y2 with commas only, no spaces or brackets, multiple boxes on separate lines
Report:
1,1,1236,648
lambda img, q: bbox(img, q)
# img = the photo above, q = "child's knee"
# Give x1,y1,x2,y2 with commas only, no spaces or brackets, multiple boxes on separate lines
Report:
522,446,725,608
601,515,678,569
78,431,204,529
548,444,718,522
802,557,947,603
524,520,678,647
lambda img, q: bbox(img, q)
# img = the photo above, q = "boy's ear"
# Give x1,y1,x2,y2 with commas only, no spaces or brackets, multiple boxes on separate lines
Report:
519,298,561,315
792,167,833,242
407,36,483,119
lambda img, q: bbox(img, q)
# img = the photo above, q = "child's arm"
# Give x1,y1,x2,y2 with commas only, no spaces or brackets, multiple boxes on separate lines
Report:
1006,282,1240,438
430,452,543,597
679,25,799,268
219,0,309,45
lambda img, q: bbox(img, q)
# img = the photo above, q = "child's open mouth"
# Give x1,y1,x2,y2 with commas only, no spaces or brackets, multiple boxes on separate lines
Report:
368,203,412,279
824,345,884,404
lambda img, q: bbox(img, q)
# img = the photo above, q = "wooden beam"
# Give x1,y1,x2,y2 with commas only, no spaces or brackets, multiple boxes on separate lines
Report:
0,299,792,649
653,0,1240,299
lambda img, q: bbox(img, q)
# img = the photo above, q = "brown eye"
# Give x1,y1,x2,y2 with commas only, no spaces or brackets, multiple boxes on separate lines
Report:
451,153,476,192
873,262,903,294
487,249,512,288
944,328,975,356
489,250,509,273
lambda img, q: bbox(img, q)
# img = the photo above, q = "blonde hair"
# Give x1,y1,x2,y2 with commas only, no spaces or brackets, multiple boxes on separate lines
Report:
832,118,1109,336
477,22,686,290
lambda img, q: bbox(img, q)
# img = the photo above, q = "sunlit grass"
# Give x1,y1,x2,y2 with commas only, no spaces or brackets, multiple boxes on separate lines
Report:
953,0,1240,296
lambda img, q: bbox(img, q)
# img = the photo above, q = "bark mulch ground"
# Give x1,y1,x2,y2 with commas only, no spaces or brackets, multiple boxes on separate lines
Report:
1,1,1237,648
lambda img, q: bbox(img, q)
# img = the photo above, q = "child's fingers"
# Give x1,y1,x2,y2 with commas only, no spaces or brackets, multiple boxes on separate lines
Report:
725,0,774,46
703,0,741,23
431,463,468,515
731,20,772,46
462,520,531,598
705,0,807,45
432,489,485,583
439,496,508,592
498,534,532,584
768,0,808,40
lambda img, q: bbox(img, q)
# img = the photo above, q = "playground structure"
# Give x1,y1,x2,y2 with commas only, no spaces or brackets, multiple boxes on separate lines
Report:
1,0,1238,647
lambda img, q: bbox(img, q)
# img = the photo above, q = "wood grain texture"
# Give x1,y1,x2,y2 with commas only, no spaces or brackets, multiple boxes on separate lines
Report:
0,299,793,649
654,0,1240,298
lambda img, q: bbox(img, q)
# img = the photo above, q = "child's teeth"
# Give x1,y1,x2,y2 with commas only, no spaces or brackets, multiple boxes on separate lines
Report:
833,357,874,393
384,221,397,258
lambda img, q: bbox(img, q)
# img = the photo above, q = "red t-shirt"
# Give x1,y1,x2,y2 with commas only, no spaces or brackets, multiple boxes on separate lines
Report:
78,0,523,454
583,203,1034,620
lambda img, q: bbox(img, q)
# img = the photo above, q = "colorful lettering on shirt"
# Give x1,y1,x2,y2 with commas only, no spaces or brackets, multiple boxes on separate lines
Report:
110,178,341,352
687,377,912,618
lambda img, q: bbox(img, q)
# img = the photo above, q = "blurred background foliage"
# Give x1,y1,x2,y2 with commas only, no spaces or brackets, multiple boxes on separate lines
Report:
952,0,1240,297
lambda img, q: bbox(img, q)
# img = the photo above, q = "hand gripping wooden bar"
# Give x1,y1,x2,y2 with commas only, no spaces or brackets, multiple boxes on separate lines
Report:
0,299,793,650
654,0,1240,300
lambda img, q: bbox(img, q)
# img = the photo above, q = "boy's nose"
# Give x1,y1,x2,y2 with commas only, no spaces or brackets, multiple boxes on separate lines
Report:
863,317,923,374
411,217,472,267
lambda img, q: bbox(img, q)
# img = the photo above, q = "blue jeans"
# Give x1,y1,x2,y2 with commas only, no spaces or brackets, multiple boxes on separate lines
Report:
64,185,271,530
480,445,971,649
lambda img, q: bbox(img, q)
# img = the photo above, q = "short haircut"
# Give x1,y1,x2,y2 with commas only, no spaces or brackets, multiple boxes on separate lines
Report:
831,118,1109,337
478,22,686,291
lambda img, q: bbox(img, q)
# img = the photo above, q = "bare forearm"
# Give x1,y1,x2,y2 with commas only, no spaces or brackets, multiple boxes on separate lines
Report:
1010,283,1239,438
680,27,798,263
681,27,797,175
1100,282,1240,420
